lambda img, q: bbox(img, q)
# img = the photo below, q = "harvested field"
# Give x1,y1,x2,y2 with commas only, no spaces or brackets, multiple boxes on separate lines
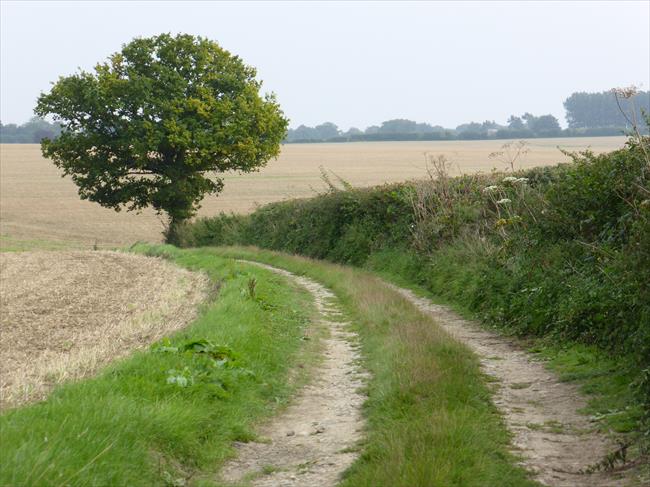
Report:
0,250,209,408
0,137,625,248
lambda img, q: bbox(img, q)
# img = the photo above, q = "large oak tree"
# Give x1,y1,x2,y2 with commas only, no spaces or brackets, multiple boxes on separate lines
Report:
35,34,288,241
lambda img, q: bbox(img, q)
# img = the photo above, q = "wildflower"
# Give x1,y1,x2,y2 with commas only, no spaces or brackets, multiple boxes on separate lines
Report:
482,185,499,193
496,198,511,205
503,176,528,185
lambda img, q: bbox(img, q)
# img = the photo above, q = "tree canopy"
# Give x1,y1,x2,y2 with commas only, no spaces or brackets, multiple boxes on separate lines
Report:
564,90,650,129
287,122,341,141
0,117,61,143
377,119,444,135
35,33,288,235
522,113,561,133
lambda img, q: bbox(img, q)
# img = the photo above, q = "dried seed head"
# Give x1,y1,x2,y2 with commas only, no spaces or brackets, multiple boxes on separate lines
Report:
611,85,638,99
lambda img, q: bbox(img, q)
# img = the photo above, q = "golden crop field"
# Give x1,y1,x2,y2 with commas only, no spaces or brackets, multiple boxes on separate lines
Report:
0,137,626,248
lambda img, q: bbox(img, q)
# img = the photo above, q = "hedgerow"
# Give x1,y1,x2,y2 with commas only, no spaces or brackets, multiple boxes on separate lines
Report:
178,132,650,439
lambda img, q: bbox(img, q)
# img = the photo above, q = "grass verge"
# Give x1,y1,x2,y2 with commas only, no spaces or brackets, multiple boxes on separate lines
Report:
0,245,316,486
208,246,539,487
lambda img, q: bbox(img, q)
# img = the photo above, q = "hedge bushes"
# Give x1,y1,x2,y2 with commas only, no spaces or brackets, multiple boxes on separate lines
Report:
178,135,650,432
181,183,415,266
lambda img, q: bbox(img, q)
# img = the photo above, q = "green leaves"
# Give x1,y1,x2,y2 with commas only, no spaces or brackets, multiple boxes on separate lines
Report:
152,337,237,362
152,337,254,393
35,33,288,229
166,368,193,388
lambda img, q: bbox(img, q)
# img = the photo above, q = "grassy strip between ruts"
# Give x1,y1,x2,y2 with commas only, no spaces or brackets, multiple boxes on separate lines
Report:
0,246,317,487
206,246,539,487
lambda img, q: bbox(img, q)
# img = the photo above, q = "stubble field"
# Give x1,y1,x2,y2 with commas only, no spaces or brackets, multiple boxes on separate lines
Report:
0,250,209,408
0,137,625,248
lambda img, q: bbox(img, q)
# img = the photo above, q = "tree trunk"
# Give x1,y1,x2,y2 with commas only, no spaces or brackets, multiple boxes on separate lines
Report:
164,215,187,246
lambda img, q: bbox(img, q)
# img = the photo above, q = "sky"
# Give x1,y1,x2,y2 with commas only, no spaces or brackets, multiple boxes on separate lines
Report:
1,1,649,130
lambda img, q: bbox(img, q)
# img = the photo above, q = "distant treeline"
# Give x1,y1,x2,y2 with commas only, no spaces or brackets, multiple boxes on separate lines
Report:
564,90,649,128
2,90,648,144
0,117,61,143
285,90,650,143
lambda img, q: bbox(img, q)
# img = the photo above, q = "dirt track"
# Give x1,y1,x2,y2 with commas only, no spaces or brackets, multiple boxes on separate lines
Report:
392,286,628,487
216,261,631,486
219,261,368,487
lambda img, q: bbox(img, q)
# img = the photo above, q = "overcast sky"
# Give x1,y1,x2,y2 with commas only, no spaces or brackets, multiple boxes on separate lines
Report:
1,1,649,129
